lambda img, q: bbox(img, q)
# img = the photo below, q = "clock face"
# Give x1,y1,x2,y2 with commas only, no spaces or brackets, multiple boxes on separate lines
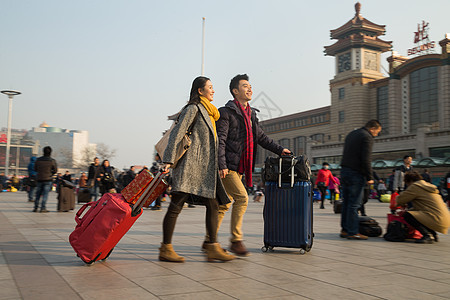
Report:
338,52,351,73
364,51,377,71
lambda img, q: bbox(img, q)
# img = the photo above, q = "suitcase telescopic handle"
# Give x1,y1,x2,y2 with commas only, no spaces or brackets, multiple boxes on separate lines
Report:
75,201,96,225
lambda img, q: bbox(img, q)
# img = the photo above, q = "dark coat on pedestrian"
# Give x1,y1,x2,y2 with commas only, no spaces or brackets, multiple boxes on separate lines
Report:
216,100,284,172
34,156,57,182
99,166,116,194
340,127,374,180
163,104,230,205
87,163,100,186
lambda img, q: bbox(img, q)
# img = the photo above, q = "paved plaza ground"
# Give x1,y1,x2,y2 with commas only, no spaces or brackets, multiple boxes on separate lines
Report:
1,191,450,300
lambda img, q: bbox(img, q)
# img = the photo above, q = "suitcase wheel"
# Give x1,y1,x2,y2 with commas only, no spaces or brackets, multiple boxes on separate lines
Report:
261,245,274,253
299,249,306,255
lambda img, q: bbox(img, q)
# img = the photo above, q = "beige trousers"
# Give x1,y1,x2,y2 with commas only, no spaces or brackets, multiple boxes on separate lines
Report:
206,170,248,243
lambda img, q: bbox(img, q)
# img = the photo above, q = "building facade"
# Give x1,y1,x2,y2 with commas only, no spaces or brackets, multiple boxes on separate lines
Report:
257,3,450,171
27,122,96,169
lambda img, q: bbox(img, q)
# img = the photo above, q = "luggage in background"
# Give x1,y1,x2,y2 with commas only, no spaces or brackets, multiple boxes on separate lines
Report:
262,155,313,254
334,199,343,214
359,216,382,237
379,194,390,203
77,188,91,203
58,186,76,212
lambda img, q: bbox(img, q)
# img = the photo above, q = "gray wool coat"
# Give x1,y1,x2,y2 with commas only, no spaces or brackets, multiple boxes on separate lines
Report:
163,104,230,205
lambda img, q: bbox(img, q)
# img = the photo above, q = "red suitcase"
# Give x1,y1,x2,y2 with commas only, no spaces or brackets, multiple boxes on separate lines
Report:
69,193,142,264
69,173,165,264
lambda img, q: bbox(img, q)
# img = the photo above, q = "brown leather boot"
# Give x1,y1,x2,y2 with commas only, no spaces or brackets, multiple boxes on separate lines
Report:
206,243,235,262
159,243,185,262
229,241,250,256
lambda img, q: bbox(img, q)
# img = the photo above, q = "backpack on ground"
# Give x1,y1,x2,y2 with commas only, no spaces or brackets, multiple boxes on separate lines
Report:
383,220,407,242
359,216,382,237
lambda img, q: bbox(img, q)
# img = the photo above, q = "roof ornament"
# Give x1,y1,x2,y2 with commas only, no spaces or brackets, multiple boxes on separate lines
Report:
355,2,361,16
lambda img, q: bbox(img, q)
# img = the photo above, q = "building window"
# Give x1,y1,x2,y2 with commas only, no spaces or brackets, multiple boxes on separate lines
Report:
278,138,290,149
310,134,324,143
338,111,345,123
377,85,389,135
293,136,306,155
410,66,438,132
338,88,345,99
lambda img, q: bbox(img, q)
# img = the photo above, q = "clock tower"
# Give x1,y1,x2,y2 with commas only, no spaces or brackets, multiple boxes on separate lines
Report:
324,2,392,141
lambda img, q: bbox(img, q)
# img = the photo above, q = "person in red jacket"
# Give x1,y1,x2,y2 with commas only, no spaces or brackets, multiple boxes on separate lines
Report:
315,162,337,209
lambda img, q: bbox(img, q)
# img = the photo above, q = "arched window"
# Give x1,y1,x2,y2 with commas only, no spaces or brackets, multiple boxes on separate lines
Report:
278,138,290,149
293,136,306,155
410,66,438,132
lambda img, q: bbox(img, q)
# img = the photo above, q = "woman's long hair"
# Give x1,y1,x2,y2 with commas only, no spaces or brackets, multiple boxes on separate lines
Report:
188,76,210,105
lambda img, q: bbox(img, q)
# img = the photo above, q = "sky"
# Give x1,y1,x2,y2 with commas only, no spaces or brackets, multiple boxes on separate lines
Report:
1,0,449,169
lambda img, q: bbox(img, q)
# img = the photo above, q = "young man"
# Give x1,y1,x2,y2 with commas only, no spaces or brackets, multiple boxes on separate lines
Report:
34,146,57,212
393,155,414,193
87,157,101,201
211,74,290,256
340,120,381,240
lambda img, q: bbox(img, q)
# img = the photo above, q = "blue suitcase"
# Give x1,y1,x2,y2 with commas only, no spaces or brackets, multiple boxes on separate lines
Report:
262,156,313,254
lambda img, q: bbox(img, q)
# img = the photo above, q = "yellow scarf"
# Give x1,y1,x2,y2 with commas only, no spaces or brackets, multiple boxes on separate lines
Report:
199,96,220,140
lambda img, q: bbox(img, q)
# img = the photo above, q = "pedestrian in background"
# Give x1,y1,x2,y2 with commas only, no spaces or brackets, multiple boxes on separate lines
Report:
160,76,234,262
87,157,101,201
27,156,37,202
79,172,88,188
99,159,116,195
393,155,413,193
328,175,340,204
315,162,337,209
33,146,57,213
150,155,165,211
340,120,381,240
0,172,7,192
421,169,431,183
62,170,72,182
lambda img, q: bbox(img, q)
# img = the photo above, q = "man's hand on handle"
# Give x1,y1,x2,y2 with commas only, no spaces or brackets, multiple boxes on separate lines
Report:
219,169,229,179
281,149,292,156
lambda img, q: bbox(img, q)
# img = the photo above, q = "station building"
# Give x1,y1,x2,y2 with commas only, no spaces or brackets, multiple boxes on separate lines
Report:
256,3,450,180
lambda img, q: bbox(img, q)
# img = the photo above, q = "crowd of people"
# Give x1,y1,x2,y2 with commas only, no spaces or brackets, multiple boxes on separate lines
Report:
2,74,450,262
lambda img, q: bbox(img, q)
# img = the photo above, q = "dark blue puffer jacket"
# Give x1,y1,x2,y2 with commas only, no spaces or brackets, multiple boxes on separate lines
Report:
217,100,284,172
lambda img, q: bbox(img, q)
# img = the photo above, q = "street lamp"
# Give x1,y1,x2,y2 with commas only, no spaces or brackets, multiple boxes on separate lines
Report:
1,90,21,177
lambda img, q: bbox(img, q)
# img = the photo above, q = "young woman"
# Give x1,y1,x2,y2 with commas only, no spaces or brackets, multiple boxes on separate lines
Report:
99,159,116,195
160,76,234,262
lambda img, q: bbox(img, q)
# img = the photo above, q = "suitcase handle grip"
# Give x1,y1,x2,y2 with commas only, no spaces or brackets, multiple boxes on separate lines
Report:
75,201,96,225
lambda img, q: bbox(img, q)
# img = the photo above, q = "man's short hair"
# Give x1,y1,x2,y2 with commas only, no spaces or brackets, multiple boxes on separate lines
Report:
322,162,329,166
43,146,52,156
404,171,422,184
403,155,412,160
364,119,381,129
229,74,249,98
